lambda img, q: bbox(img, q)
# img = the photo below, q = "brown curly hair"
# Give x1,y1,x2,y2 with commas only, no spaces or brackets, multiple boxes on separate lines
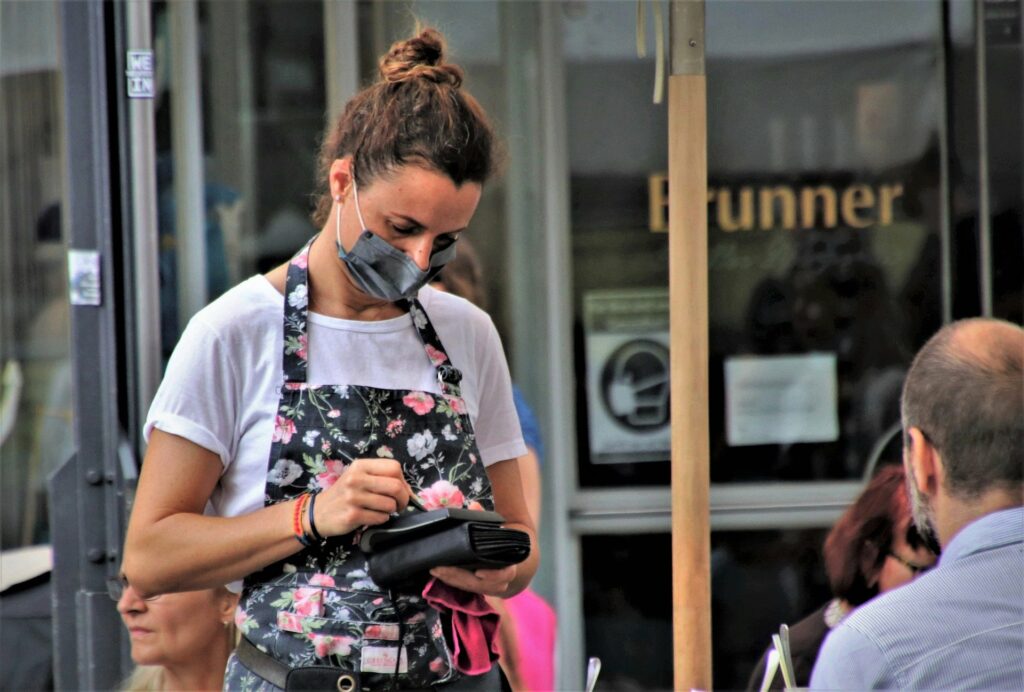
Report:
310,27,498,227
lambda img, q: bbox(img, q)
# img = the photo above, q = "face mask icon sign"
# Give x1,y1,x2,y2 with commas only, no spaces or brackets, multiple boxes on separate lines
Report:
600,339,670,430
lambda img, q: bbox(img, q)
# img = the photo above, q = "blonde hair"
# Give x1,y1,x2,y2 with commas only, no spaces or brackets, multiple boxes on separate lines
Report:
120,666,163,692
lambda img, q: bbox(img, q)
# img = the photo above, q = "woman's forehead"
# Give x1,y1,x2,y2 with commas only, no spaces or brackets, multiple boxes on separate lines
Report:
364,166,481,227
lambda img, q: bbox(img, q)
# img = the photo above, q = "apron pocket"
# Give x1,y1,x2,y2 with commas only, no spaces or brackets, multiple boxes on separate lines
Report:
274,610,451,684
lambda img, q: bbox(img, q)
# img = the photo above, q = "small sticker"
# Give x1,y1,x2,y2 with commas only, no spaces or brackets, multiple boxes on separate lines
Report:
363,623,400,641
360,646,408,674
68,250,101,306
126,50,155,99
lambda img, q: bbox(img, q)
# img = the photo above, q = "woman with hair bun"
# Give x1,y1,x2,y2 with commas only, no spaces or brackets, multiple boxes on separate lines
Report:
123,27,537,691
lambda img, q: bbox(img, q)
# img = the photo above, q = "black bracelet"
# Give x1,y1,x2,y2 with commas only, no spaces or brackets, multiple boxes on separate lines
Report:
307,490,327,544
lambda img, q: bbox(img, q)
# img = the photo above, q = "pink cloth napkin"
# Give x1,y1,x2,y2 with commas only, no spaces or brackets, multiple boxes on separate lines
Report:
422,578,501,676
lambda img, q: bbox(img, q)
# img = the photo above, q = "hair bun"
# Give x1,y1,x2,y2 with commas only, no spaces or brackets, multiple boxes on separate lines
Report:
379,27,463,88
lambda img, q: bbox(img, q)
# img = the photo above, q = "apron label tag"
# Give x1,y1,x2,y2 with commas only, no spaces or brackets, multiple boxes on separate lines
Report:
277,610,306,634
364,623,400,641
361,645,408,674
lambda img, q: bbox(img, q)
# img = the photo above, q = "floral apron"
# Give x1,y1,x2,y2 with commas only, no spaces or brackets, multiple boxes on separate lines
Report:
224,241,495,691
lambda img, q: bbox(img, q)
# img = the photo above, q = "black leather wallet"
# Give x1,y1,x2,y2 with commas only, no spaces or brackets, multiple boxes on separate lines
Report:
359,508,531,588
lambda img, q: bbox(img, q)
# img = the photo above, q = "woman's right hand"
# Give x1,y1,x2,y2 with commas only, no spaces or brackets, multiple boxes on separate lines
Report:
123,435,413,596
313,458,411,537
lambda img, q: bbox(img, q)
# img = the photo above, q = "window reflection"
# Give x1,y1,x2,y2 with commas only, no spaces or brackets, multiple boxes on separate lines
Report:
705,1,944,483
581,534,674,690
0,0,69,549
156,0,326,358
710,530,830,690
568,0,946,486
566,0,671,488
580,530,830,691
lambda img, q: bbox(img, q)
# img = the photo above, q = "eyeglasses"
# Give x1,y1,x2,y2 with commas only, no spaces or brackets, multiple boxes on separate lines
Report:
106,574,161,602
888,551,931,575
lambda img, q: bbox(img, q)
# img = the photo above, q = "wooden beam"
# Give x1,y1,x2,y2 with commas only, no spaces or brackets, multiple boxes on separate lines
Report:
669,2,711,690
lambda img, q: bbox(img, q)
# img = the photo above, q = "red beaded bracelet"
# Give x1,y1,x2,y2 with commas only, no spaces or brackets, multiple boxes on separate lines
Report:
293,493,313,547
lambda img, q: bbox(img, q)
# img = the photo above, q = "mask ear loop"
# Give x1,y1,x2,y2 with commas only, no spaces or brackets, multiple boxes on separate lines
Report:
335,195,344,250
337,172,368,258
351,176,368,230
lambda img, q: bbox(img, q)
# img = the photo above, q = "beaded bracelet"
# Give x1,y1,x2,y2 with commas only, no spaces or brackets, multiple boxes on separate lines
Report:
293,493,313,547
307,490,327,544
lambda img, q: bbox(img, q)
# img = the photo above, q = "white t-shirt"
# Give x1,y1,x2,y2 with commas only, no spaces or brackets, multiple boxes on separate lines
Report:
145,276,526,524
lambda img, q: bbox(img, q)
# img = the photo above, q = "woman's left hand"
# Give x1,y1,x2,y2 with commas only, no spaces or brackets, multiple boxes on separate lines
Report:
429,565,516,597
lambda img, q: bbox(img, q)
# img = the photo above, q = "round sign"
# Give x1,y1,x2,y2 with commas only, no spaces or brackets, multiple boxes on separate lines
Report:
600,338,670,430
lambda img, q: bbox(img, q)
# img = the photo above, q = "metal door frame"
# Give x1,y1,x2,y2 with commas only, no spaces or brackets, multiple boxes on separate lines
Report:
51,2,136,688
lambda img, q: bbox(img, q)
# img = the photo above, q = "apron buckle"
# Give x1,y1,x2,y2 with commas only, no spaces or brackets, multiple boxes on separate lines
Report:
436,364,462,387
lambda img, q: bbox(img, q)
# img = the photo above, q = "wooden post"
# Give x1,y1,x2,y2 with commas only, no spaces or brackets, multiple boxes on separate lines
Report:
668,2,711,690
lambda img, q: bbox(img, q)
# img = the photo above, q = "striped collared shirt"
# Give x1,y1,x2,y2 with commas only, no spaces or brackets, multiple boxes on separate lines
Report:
810,506,1024,690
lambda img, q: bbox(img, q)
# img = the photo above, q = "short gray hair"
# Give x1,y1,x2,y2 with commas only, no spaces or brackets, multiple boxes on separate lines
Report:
900,318,1024,498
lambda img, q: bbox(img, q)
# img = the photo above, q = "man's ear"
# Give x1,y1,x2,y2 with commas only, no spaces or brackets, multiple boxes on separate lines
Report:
906,426,941,495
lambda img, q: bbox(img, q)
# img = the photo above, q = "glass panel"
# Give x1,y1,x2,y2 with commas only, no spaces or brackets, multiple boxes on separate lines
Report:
359,0,513,339
984,15,1023,324
580,530,830,690
580,534,673,690
710,529,831,689
164,0,526,353
564,0,671,488
567,0,947,487
0,0,69,548
705,0,945,483
156,0,327,359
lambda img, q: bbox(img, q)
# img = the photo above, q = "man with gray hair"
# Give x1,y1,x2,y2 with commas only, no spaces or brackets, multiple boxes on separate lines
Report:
811,317,1024,689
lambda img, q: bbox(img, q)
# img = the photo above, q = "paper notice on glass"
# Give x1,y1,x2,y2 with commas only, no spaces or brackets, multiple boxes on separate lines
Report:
725,353,839,446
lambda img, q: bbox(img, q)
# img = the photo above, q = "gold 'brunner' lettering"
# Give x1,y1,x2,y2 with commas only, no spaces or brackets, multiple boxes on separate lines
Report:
647,174,904,233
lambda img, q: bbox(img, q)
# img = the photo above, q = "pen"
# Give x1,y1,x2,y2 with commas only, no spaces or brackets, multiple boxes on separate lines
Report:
335,447,428,512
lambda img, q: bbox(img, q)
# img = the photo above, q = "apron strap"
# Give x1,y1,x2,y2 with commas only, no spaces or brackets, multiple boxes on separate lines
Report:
281,236,463,396
281,238,315,384
405,298,464,399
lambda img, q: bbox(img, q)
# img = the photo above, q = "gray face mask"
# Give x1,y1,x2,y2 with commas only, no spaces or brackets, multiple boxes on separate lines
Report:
335,177,457,301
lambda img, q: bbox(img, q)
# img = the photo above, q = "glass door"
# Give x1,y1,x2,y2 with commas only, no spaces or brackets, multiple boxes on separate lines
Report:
1,0,70,552
562,1,956,688
152,0,333,359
